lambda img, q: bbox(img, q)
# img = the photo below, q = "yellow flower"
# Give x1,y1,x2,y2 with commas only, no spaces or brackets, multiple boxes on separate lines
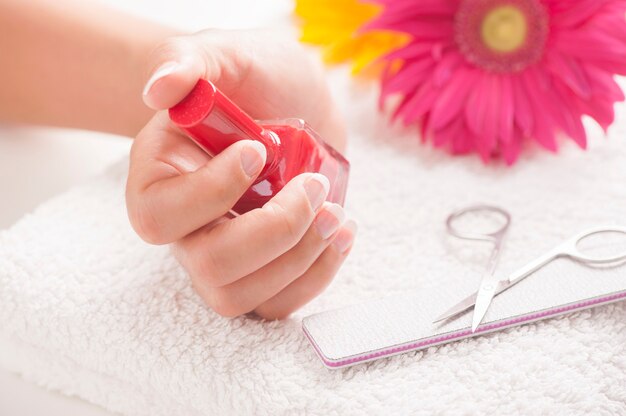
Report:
295,0,409,75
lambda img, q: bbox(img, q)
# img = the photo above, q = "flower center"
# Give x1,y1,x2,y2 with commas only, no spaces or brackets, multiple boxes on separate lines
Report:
456,0,548,72
481,5,527,52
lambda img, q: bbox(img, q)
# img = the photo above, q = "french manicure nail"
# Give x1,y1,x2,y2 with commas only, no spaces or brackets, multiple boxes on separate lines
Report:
333,220,357,253
143,61,179,97
315,204,346,240
303,174,330,211
240,141,267,177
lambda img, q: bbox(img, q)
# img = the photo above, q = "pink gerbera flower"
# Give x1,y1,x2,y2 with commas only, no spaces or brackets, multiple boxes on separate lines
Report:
366,0,626,164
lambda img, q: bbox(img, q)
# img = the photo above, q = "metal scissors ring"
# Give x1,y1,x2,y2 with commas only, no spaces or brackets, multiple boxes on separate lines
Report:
560,226,626,264
446,204,511,243
503,225,626,292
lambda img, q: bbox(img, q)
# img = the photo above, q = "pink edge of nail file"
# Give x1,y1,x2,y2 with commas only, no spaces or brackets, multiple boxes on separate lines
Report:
302,258,626,369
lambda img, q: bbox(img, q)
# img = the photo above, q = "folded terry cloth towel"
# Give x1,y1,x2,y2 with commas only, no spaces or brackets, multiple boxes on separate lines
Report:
1,79,625,415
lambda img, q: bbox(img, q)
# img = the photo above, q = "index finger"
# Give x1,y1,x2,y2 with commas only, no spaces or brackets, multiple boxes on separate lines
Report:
126,113,266,244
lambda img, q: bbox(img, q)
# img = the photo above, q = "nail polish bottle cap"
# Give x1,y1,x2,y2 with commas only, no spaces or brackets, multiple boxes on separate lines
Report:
169,79,278,167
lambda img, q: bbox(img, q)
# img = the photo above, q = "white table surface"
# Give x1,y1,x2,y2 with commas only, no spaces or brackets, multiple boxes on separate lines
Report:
0,0,292,414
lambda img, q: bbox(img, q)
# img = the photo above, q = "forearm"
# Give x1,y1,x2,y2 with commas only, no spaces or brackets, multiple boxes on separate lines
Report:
0,0,180,137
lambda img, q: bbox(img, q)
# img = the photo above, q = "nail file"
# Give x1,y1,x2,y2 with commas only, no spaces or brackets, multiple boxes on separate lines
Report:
303,259,626,369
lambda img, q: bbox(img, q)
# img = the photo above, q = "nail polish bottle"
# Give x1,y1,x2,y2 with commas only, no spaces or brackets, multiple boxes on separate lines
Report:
169,79,350,214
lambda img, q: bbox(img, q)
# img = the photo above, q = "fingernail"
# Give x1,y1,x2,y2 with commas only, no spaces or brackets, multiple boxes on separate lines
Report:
332,220,357,254
315,203,346,240
303,174,330,211
143,61,179,97
240,141,267,177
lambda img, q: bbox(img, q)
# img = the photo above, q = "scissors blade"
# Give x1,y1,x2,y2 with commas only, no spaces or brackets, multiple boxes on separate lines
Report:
432,292,478,323
469,233,506,331
471,281,499,332
432,280,510,324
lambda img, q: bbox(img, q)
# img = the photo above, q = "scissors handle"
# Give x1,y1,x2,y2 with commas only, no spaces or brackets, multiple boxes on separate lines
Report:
504,248,561,290
446,204,511,242
503,225,626,292
564,226,626,264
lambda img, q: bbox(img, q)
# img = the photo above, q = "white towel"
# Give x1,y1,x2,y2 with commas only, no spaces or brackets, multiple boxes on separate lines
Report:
1,74,625,415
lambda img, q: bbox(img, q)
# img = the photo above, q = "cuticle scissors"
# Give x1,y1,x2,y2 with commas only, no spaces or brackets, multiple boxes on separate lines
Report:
434,204,626,331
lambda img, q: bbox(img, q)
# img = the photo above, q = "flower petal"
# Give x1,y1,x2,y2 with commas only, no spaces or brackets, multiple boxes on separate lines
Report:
368,0,457,17
433,116,461,149
521,70,558,152
381,42,439,62
432,52,464,87
367,19,454,39
582,63,626,102
380,58,434,102
550,0,608,28
574,93,616,132
545,51,592,99
500,126,523,166
430,66,475,131
466,74,500,156
553,28,626,74
396,79,439,125
499,76,515,144
550,80,588,149
512,76,534,136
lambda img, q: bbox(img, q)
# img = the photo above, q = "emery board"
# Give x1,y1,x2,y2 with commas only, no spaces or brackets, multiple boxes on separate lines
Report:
303,258,626,369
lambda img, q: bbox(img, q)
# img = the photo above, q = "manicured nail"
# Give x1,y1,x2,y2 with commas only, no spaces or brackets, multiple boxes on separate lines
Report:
315,203,346,240
303,174,330,211
333,220,357,254
143,61,179,97
240,141,267,177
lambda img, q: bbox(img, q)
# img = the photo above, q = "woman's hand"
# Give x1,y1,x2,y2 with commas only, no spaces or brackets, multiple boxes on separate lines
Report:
126,30,356,319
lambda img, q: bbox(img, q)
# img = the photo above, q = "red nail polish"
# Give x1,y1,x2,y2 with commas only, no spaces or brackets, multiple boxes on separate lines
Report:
168,79,350,214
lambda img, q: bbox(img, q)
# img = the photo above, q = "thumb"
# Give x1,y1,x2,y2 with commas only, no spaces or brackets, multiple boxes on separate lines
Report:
142,35,215,110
